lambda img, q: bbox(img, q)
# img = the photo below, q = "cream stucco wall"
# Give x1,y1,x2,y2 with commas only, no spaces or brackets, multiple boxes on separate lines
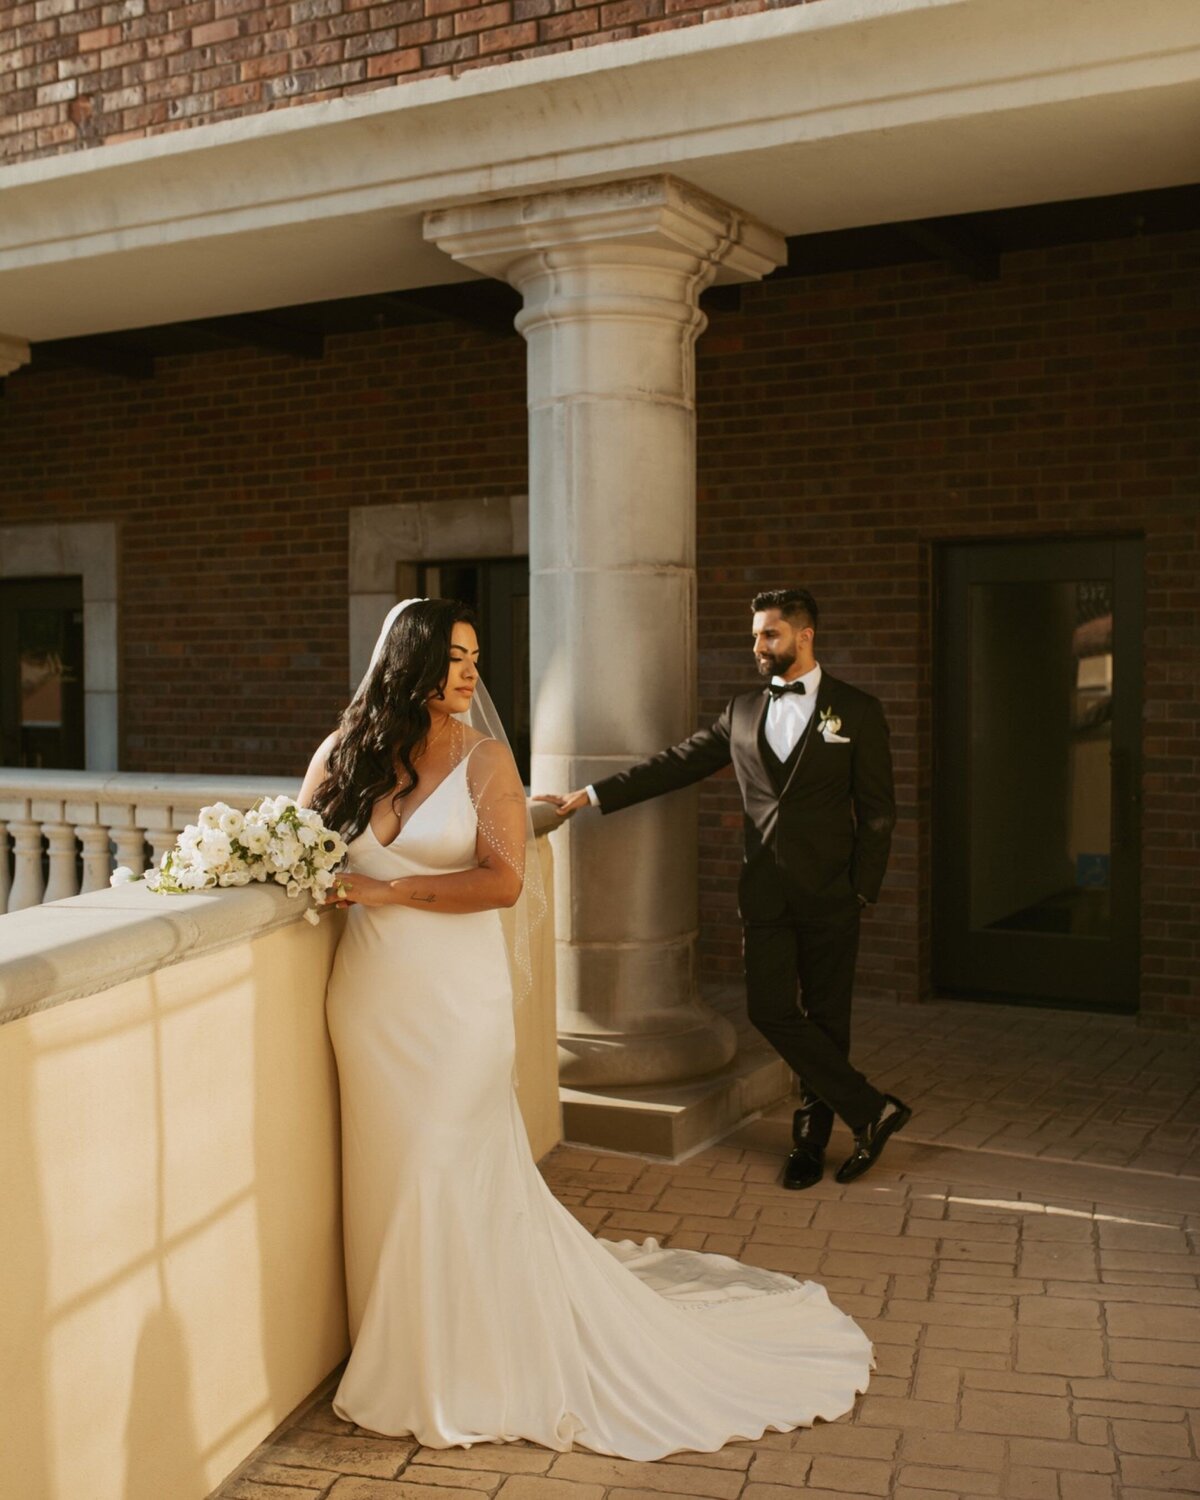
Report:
0,836,562,1500
0,916,347,1500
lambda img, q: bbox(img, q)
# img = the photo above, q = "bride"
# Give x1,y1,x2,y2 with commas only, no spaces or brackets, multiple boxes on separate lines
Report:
298,596,872,1460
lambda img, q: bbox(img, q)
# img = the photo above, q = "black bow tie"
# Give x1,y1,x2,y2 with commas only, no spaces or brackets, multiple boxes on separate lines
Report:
768,681,807,699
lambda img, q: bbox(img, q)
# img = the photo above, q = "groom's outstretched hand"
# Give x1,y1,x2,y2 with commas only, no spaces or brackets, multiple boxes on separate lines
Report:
533,789,592,819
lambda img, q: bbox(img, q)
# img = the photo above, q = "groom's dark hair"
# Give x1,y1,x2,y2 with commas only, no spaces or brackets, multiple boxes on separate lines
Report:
752,588,819,632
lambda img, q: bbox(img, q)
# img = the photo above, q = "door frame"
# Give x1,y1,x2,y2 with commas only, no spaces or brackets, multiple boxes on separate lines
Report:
932,534,1144,1011
0,521,119,771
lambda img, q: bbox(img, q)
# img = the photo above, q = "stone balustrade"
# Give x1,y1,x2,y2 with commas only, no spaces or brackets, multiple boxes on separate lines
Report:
0,769,299,912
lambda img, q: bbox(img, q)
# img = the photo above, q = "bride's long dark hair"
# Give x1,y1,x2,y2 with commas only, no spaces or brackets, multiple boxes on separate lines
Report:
310,598,479,844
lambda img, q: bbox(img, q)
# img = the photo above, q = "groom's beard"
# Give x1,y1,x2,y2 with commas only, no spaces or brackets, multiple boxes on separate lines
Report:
756,647,796,678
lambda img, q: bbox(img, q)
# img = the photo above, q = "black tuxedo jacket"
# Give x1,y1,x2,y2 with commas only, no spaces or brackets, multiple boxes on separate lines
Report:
593,673,895,917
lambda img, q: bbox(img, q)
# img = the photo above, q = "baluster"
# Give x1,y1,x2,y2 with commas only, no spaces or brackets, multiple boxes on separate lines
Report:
42,820,81,903
8,818,46,912
0,821,9,912
146,827,179,872
108,820,149,875
76,824,113,894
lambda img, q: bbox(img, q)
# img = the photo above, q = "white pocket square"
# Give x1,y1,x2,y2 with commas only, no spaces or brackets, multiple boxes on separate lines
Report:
821,730,851,743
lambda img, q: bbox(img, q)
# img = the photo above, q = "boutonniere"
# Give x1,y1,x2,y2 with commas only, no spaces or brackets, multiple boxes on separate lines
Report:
819,707,851,744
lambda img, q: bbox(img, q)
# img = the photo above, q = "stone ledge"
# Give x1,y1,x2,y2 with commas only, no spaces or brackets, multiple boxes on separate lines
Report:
0,880,315,1026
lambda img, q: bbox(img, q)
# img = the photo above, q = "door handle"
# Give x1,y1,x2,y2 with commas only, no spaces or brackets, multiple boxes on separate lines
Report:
1111,746,1138,853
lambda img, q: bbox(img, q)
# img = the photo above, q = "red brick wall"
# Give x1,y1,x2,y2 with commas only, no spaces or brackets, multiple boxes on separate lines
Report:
1,0,807,164
693,231,1199,1031
0,319,528,764
2,229,1196,1028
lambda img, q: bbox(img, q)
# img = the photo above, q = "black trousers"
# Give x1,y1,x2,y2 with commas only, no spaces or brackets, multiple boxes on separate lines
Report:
743,894,886,1138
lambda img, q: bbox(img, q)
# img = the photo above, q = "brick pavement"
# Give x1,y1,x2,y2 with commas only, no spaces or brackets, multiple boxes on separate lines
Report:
700,985,1200,1180
844,995,1200,1180
213,1090,1200,1500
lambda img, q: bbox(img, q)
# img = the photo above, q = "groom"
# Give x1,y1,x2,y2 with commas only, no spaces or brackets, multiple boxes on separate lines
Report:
545,589,910,1189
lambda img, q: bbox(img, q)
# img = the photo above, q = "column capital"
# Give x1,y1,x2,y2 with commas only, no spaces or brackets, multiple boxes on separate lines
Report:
0,335,31,378
424,175,785,289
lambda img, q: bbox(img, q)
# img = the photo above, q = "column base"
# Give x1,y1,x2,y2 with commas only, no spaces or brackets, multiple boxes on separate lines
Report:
560,1038,793,1161
558,1003,737,1088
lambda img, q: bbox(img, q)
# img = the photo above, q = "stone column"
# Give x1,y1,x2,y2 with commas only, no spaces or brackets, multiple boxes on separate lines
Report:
0,336,30,377
427,178,784,1087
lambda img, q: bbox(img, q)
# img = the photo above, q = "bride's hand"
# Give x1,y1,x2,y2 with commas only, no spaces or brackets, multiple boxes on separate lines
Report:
325,874,394,907
533,790,591,818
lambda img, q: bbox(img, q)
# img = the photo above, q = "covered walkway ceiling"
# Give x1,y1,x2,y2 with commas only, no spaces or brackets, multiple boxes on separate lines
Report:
18,184,1200,383
1,0,1198,343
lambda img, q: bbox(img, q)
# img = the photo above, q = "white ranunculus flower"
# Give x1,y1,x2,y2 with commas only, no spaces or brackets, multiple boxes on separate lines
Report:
241,825,270,855
218,809,245,836
178,825,201,848
199,830,233,866
109,866,137,886
273,836,302,867
197,806,221,831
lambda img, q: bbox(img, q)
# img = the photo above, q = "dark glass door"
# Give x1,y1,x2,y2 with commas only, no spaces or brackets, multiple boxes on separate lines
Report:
0,578,86,769
933,538,1143,1010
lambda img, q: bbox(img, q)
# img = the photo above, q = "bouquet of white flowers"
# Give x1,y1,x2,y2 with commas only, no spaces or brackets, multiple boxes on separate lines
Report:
110,796,349,925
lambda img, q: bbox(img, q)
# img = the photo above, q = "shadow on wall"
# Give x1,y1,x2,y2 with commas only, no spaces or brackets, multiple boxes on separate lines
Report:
250,921,349,1430
123,1303,207,1499
0,906,348,1500
122,967,209,1498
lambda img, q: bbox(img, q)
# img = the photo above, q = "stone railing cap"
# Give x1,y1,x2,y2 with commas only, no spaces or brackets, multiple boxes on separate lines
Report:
0,881,309,1026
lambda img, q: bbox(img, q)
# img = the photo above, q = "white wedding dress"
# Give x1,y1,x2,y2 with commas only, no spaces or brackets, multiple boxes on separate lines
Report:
324,740,872,1459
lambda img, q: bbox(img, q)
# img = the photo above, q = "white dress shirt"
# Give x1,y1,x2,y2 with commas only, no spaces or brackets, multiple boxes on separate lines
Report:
764,662,822,762
584,662,823,805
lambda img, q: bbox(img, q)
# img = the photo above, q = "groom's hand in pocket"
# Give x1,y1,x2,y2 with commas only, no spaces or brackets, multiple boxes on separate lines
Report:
533,789,592,819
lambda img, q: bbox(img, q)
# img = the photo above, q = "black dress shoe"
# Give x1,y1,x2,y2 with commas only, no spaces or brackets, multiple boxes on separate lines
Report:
782,1142,824,1190
782,1094,832,1189
834,1095,912,1184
